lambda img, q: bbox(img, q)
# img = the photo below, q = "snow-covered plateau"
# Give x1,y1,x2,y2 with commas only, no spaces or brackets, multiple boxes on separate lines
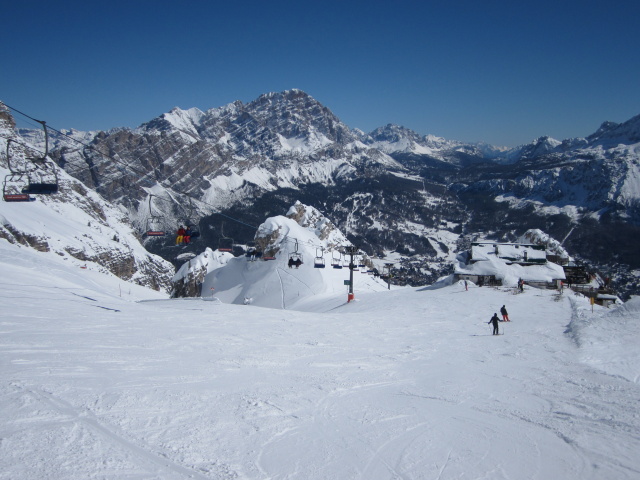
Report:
1,224,640,479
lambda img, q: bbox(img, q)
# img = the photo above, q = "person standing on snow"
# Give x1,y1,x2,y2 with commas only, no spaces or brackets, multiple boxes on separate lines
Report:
489,313,500,335
500,305,510,322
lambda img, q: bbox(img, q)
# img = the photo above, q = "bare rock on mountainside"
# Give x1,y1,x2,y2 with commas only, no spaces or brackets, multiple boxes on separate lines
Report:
0,107,175,292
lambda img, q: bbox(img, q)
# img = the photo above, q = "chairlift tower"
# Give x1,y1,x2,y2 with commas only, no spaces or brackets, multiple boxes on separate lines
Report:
344,246,358,302
384,263,394,290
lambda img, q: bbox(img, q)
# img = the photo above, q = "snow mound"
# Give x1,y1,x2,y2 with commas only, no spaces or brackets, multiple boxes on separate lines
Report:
568,295,640,383
195,202,387,309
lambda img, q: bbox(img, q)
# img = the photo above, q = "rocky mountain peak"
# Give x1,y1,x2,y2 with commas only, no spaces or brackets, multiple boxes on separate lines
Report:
0,102,15,130
254,201,349,259
515,135,562,159
285,201,346,245
369,124,422,143
243,89,354,144
586,114,640,145
366,123,461,159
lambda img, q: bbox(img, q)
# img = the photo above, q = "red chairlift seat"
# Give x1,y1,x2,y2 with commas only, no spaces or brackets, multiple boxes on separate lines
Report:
3,193,34,202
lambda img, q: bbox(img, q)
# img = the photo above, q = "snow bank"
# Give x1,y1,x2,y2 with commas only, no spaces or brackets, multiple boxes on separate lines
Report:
568,295,640,383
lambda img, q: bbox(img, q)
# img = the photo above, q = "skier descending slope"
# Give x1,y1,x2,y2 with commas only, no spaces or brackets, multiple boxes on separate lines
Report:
501,305,510,322
488,312,501,335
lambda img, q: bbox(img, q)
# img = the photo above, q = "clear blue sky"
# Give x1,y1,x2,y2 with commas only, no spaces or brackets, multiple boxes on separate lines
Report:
2,0,639,147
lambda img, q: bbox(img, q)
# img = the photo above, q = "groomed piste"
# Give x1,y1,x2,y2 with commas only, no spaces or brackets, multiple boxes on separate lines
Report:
1,227,640,479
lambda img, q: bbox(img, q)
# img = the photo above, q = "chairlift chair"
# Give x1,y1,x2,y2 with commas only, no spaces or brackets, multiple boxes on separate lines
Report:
19,121,60,195
245,246,258,261
181,198,201,240
245,241,259,261
181,224,200,242
144,195,166,237
145,218,166,237
218,237,234,252
288,239,303,264
247,249,263,260
22,173,59,195
3,174,34,202
314,247,326,268
218,223,234,252
331,251,343,269
4,140,53,200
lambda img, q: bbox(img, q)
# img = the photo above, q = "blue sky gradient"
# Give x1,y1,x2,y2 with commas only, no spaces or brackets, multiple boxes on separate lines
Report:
2,0,639,146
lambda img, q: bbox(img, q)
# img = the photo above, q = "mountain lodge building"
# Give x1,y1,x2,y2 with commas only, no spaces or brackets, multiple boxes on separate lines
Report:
454,241,566,288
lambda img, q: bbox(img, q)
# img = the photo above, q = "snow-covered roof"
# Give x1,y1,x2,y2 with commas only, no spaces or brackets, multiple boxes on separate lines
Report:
457,243,564,286
471,242,546,263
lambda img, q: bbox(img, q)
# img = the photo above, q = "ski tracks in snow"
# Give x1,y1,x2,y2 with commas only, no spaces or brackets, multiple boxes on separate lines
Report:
3,383,214,480
275,266,318,310
275,267,286,309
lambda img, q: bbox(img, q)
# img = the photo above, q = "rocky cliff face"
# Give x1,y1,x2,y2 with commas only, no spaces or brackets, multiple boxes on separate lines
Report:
40,90,400,230
253,201,350,259
0,105,175,292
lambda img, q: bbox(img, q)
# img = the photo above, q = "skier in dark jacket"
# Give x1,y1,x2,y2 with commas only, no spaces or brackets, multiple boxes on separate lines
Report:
500,305,510,322
488,313,500,335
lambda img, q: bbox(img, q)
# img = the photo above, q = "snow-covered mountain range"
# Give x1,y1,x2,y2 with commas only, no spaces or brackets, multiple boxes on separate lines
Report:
6,91,640,297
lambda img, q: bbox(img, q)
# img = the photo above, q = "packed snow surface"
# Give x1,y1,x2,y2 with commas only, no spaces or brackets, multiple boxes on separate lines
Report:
1,238,640,479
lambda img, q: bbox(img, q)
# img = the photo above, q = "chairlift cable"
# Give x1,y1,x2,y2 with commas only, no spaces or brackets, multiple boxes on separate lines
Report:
3,103,260,230
3,103,366,247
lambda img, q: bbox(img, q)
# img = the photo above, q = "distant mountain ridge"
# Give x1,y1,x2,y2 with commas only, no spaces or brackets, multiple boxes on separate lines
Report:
7,91,640,298
19,89,640,218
